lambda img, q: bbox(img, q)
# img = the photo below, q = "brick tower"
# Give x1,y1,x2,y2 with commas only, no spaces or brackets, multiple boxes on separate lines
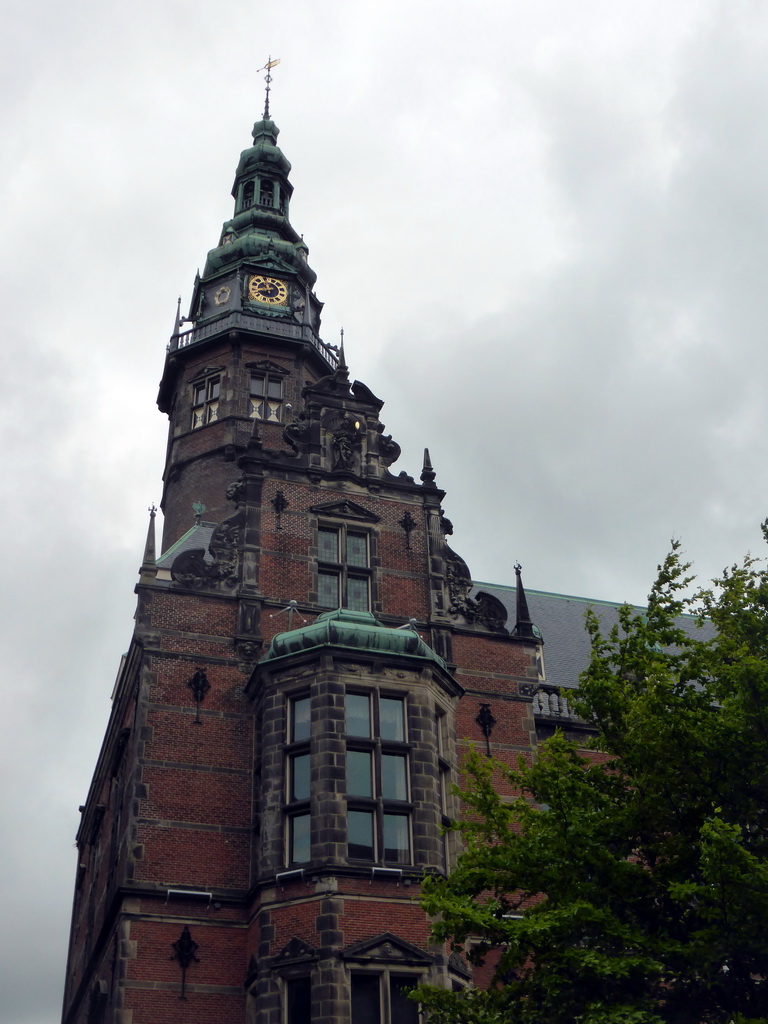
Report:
61,103,545,1024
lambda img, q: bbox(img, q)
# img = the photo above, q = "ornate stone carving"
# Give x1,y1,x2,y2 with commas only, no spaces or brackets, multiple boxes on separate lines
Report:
329,413,365,470
341,931,434,965
283,412,310,455
351,379,383,407
445,548,508,633
274,936,317,963
448,949,472,979
474,591,509,632
445,547,474,617
171,481,245,589
377,432,401,466
309,499,380,522
236,640,261,662
225,478,245,505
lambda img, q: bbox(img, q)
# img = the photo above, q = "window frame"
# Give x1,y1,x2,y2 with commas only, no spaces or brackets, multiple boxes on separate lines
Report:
285,694,312,866
316,524,372,612
282,973,312,1024
249,371,285,423
190,375,220,429
435,707,452,872
349,969,423,1024
345,690,413,866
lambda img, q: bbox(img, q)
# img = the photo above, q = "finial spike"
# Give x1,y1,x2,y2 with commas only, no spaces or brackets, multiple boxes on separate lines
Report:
420,448,436,486
139,504,158,581
171,296,182,338
339,328,347,369
258,56,281,120
512,563,540,641
333,327,350,381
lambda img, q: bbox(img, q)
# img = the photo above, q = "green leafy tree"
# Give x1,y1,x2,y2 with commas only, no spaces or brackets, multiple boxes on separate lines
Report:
418,538,768,1024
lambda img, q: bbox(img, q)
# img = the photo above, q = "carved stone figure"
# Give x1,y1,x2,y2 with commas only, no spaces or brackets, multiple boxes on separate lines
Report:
444,548,508,633
171,508,244,589
378,433,401,466
283,413,311,455
225,477,245,506
330,415,364,471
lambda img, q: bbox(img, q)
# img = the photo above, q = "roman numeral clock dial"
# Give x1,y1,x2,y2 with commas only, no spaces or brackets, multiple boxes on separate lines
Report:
248,274,289,306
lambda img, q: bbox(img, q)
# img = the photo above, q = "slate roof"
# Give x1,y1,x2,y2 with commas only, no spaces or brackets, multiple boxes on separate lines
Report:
156,522,217,569
471,582,713,691
155,530,709,694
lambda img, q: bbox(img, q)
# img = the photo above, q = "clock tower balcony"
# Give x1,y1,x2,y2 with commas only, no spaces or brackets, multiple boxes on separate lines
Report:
168,308,339,370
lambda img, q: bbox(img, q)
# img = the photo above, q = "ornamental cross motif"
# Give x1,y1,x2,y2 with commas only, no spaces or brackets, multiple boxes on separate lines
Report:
398,510,417,550
476,703,497,756
170,925,200,1000
187,668,211,724
271,490,289,530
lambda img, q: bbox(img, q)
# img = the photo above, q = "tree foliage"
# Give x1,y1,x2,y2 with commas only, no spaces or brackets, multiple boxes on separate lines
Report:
418,536,768,1023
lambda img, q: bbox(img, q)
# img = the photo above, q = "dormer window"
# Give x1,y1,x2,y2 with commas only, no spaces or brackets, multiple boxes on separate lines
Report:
242,180,254,208
191,376,220,429
259,179,275,207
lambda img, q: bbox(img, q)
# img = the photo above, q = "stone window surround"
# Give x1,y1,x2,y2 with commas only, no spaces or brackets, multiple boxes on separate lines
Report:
190,374,220,430
349,967,423,1024
285,693,312,866
262,963,425,1024
345,689,413,866
256,660,461,880
249,371,285,423
315,523,375,613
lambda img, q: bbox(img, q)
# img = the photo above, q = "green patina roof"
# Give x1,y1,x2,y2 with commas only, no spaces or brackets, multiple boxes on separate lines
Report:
261,609,448,670
235,119,291,178
202,117,315,287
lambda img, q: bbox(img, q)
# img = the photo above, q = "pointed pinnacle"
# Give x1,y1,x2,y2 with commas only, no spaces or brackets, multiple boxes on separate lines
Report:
335,327,349,380
513,562,540,641
171,296,182,337
339,328,347,368
420,448,436,486
139,504,158,581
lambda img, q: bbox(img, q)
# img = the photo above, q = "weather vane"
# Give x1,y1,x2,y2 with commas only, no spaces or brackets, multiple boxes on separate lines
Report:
257,56,281,119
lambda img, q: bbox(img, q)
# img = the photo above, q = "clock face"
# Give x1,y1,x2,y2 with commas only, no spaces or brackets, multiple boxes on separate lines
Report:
248,274,289,306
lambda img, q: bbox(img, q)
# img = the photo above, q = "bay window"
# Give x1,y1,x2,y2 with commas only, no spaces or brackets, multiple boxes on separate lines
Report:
345,692,411,865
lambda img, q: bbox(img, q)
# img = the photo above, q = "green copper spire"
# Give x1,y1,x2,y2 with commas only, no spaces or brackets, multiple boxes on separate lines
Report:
202,114,316,290
169,84,334,374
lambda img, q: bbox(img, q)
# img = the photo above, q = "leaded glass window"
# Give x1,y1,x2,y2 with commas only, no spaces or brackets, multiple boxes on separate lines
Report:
316,526,371,611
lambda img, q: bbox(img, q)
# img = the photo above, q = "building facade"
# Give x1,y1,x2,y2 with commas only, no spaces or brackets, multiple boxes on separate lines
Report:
61,111,552,1024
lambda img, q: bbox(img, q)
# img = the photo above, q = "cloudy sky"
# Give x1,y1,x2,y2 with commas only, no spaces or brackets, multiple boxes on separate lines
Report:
3,1,768,1020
